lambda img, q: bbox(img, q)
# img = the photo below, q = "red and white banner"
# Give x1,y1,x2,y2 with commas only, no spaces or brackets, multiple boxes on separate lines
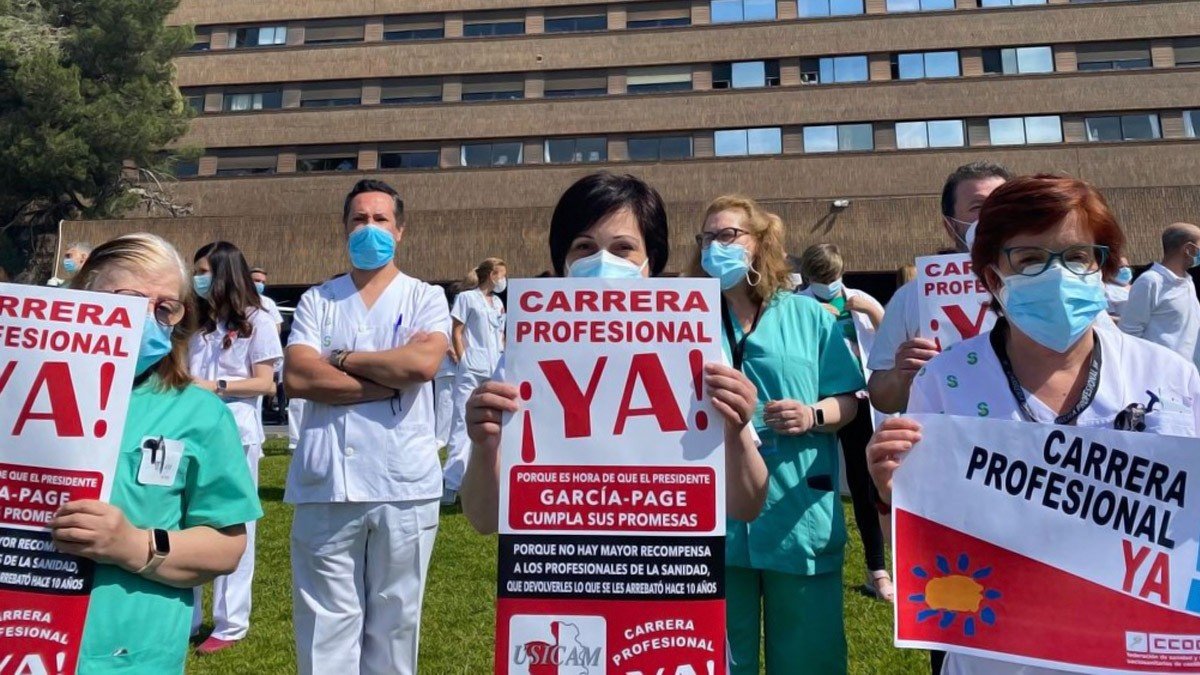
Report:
893,414,1200,673
0,284,144,675
496,278,726,675
916,253,995,350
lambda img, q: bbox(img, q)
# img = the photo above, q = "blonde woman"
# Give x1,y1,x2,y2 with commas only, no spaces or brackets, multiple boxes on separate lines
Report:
442,258,506,504
694,197,864,674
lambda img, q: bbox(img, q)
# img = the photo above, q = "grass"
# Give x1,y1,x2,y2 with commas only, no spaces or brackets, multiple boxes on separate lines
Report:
188,439,928,674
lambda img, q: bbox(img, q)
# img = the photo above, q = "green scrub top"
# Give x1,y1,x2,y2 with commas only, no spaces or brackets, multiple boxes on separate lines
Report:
723,292,865,576
78,377,263,674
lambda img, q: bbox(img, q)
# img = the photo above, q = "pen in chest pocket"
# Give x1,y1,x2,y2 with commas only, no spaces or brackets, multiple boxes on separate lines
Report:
392,313,404,342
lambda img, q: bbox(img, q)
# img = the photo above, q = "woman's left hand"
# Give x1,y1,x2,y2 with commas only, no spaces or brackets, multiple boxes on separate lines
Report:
763,399,816,435
50,500,146,571
704,363,756,431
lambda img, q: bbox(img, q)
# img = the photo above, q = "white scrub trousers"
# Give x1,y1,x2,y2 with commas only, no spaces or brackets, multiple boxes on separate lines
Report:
291,499,439,675
442,368,491,492
192,443,261,640
433,374,455,449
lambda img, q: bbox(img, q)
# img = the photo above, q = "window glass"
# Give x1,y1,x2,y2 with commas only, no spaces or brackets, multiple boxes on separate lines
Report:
629,136,693,160
715,130,750,156
1085,117,1121,142
545,137,607,163
925,51,960,78
888,0,953,11
1015,46,1054,73
744,0,777,20
1024,115,1063,144
896,53,926,80
297,155,357,172
895,121,929,149
711,0,775,23
462,143,494,166
803,126,839,153
747,127,782,155
799,0,866,16
1185,111,1198,138
1120,114,1160,140
820,55,868,83
379,151,439,169
545,15,607,33
660,136,693,159
839,123,873,151
980,0,1047,5
731,61,767,88
927,120,965,147
988,118,1027,145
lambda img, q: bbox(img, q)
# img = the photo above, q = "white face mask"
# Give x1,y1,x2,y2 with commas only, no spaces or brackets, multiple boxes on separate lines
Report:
493,277,507,293
947,216,979,250
566,250,647,279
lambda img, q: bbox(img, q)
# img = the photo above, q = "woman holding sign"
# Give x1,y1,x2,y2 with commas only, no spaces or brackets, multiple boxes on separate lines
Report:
55,233,261,673
693,196,866,674
187,241,283,653
868,175,1200,675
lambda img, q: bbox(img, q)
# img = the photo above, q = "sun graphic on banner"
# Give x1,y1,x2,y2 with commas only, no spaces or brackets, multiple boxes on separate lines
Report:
909,553,1002,637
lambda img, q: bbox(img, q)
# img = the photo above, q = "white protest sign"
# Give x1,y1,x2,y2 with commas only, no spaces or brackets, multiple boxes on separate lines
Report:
916,253,996,349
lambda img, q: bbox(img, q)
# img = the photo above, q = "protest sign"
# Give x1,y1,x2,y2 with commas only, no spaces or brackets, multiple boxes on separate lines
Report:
893,414,1200,673
495,278,726,675
0,284,144,675
916,253,995,349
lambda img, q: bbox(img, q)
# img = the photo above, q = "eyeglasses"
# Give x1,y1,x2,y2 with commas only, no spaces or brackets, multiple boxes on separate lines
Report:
695,227,750,249
111,289,186,327
1002,245,1110,277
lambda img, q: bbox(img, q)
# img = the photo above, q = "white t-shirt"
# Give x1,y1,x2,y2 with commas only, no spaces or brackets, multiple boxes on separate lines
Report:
285,272,451,504
1102,282,1129,321
867,280,922,372
1120,262,1200,371
908,323,1200,675
451,288,505,375
188,308,284,445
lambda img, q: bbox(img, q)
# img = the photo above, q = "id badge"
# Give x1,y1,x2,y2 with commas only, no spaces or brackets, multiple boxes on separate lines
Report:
137,437,184,486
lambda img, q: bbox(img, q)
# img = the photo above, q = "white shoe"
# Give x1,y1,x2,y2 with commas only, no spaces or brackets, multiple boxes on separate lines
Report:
440,487,458,505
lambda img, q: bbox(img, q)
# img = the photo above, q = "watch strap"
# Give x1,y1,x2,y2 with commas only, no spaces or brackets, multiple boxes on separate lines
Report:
135,529,168,576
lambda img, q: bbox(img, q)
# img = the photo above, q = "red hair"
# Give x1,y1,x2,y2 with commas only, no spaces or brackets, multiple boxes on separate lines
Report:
972,174,1125,284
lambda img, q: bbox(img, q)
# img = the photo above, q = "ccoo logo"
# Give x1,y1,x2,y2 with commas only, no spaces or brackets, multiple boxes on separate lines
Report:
509,614,606,675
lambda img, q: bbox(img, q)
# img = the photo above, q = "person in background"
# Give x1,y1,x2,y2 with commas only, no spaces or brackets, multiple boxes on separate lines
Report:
897,263,917,287
441,258,507,505
695,197,864,674
868,175,1200,675
188,242,282,654
433,308,457,451
1120,222,1200,373
1104,254,1133,322
249,267,284,333
284,179,449,675
48,241,93,286
59,233,260,673
796,243,892,602
868,162,1013,415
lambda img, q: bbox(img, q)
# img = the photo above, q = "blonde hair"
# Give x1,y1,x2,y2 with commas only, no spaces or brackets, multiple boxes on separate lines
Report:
458,257,506,291
691,195,793,304
799,243,844,284
70,233,196,391
897,264,917,286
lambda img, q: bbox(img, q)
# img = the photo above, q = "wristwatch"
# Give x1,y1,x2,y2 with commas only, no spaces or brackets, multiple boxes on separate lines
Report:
216,379,228,395
136,528,170,576
329,349,352,371
812,406,826,427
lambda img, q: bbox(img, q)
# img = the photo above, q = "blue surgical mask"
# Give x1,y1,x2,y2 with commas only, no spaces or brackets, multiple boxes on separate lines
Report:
254,281,266,294
566,250,647,279
1115,267,1133,285
809,279,844,301
348,225,396,270
136,312,174,376
995,263,1108,353
192,273,212,298
1192,251,1200,270
701,242,751,291
63,258,78,274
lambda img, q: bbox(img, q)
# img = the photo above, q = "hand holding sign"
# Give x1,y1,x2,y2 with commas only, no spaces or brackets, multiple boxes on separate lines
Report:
703,362,756,430
49,500,145,571
895,338,940,375
865,417,923,503
466,380,520,456
763,399,816,436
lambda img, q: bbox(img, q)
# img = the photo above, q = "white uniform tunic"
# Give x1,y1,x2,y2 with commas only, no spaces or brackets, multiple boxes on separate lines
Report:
1120,262,1200,372
907,323,1200,675
1103,282,1129,322
867,281,922,372
443,288,505,492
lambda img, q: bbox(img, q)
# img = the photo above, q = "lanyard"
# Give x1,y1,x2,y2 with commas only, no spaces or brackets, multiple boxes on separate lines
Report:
721,299,763,371
989,318,1102,425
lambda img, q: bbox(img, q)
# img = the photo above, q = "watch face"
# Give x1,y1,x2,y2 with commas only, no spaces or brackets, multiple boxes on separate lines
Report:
153,528,171,554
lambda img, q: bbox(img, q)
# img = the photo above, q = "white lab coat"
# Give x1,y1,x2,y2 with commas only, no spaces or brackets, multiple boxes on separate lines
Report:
443,288,505,492
1120,262,1200,372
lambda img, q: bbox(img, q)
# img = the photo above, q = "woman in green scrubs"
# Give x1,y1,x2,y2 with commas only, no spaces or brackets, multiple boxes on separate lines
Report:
694,196,866,675
52,233,262,674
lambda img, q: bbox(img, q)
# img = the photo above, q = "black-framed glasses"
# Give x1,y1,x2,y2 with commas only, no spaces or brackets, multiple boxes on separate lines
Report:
111,289,186,327
1002,245,1109,277
695,227,750,249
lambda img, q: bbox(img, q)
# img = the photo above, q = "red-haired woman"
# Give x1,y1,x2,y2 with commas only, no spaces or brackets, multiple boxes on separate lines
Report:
867,175,1200,674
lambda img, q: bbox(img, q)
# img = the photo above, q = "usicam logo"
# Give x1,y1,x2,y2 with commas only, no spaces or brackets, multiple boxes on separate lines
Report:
510,614,606,675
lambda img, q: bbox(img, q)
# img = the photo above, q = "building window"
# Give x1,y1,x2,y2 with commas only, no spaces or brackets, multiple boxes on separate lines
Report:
544,71,609,98
710,0,776,23
299,82,362,108
893,51,961,80
627,1,691,28
1185,110,1199,138
1174,38,1200,67
714,128,783,156
223,89,283,112
379,148,440,169
383,15,444,41
802,124,874,153
463,11,525,37
214,150,277,177
627,135,693,161
545,7,607,33
190,28,211,52
230,26,287,49
461,75,524,102
1085,114,1161,142
166,155,199,178
896,120,966,149
801,55,869,84
886,0,955,12
545,137,608,164
627,66,692,94
988,115,1063,145
380,78,442,105
461,141,523,167
713,60,781,89
1076,41,1152,71
798,0,865,17
978,0,1047,5
982,46,1054,74
181,88,205,113
304,20,364,45
297,148,358,173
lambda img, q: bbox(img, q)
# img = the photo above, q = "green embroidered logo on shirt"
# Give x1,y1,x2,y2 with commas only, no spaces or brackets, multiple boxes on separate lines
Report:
946,375,959,388
967,352,978,365
977,402,989,417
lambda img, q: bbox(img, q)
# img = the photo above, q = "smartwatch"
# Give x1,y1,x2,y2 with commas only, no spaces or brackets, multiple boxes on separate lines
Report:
216,379,228,395
136,528,170,576
812,407,826,427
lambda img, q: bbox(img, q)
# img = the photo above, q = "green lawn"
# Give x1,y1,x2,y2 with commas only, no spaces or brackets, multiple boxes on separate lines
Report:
187,440,928,674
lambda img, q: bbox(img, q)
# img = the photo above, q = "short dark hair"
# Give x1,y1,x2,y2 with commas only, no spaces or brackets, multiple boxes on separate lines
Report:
342,179,405,225
940,161,1014,218
548,172,669,277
